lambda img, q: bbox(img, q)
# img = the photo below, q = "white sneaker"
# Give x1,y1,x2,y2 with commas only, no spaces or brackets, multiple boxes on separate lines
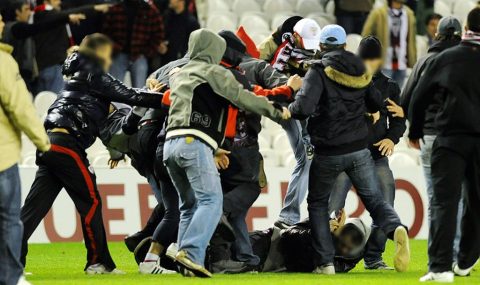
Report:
85,263,125,275
393,226,410,272
313,264,335,275
419,272,454,283
453,263,474,277
166,243,179,261
17,276,32,285
139,260,177,274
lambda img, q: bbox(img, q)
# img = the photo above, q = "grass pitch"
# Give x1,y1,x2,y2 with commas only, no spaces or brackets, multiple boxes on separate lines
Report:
25,240,479,285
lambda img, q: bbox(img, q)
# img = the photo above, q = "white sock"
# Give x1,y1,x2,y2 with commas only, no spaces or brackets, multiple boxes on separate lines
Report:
144,253,159,263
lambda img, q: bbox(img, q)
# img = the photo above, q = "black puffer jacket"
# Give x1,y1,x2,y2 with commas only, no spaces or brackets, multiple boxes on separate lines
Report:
45,52,163,149
289,49,383,155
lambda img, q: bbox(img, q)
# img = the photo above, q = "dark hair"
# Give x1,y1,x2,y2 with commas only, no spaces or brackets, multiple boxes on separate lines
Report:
3,0,27,22
467,7,480,33
435,33,461,42
320,43,345,52
425,13,442,26
341,225,363,246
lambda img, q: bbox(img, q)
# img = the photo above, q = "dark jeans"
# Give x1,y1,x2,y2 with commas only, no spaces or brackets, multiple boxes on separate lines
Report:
429,136,480,272
21,133,116,270
329,157,395,265
308,149,403,266
220,144,262,266
0,164,24,285
152,141,180,247
336,13,369,35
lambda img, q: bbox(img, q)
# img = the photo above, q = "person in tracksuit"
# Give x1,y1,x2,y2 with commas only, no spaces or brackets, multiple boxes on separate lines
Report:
288,25,410,275
163,29,290,278
329,36,407,270
20,33,164,274
401,16,463,262
411,8,480,283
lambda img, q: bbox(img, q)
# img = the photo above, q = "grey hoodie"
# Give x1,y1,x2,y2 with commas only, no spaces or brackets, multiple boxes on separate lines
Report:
166,29,284,150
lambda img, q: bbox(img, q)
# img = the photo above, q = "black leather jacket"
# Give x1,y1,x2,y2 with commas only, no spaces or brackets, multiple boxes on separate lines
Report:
44,52,163,150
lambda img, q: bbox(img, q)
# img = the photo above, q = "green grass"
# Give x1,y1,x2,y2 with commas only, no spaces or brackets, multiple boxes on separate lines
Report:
25,240,480,285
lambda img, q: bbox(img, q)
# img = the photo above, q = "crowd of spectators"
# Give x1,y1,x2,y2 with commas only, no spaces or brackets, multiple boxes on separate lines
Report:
0,0,199,93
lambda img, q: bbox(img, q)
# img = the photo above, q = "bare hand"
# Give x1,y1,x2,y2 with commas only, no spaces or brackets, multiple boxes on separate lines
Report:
370,111,380,124
287,74,303,92
330,208,347,235
158,42,168,55
68,14,86,25
387,98,405,118
408,139,421,150
108,158,125,169
374,138,395,156
94,4,112,13
214,148,231,170
146,78,166,92
281,107,291,120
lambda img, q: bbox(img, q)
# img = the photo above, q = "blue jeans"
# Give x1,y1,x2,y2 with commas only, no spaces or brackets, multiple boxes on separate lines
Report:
36,64,64,94
421,135,462,261
278,119,312,224
383,69,407,89
0,164,24,285
308,149,403,266
110,53,148,88
329,157,396,265
163,137,223,265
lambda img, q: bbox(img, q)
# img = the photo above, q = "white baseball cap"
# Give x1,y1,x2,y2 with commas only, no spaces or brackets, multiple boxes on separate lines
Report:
293,18,321,50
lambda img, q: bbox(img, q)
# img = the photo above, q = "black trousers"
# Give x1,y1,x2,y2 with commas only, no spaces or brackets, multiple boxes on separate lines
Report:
429,136,480,272
21,133,115,270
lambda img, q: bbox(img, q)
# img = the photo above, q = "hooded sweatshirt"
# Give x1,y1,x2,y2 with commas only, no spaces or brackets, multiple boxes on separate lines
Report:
166,29,284,150
289,49,383,155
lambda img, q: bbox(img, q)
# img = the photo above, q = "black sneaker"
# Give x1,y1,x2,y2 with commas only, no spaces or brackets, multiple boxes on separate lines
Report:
133,237,152,265
365,260,394,270
274,220,292,230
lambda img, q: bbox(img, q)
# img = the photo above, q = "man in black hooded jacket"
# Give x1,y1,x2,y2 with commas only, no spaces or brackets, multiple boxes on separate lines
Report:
288,24,410,275
20,33,163,274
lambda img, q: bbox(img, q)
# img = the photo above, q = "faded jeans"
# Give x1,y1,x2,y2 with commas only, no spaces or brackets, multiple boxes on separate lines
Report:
278,119,312,225
163,137,223,265
0,164,24,285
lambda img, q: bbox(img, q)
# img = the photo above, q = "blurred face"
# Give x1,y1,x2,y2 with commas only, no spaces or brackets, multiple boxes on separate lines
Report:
0,15,4,39
427,18,440,39
95,45,113,72
391,1,403,9
169,0,184,10
46,0,62,10
16,4,31,23
335,229,362,256
364,58,383,74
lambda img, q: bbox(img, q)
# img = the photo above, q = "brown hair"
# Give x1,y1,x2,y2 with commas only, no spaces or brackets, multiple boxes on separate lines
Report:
78,33,113,65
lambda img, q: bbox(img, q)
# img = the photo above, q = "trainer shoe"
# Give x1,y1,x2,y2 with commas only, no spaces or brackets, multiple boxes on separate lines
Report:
419,272,454,283
139,259,177,274
166,243,179,261
313,263,335,275
133,237,152,265
393,226,410,272
16,276,31,285
453,263,474,277
85,263,125,275
175,250,212,278
365,260,394,270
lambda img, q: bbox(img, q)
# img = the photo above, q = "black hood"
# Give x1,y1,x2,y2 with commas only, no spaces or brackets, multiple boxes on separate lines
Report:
218,30,247,67
428,38,461,54
62,51,103,77
319,49,372,89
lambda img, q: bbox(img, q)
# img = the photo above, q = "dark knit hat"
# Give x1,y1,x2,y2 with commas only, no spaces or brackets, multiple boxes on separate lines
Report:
358,36,383,60
218,30,246,54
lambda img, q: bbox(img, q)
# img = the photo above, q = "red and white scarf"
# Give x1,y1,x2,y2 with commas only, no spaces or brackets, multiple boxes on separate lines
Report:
270,33,315,72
